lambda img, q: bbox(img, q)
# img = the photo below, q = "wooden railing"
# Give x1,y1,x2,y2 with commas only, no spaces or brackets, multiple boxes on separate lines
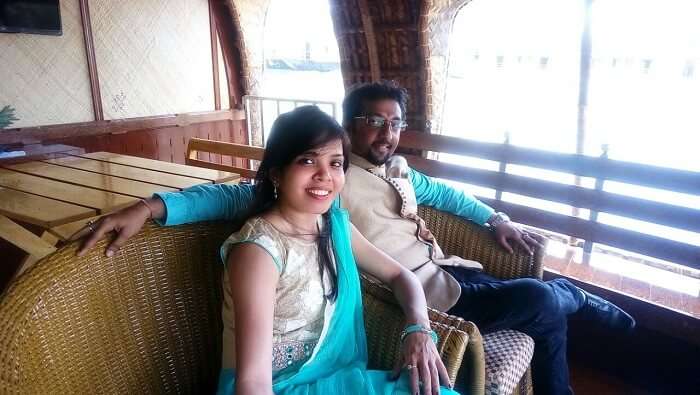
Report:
242,95,338,146
398,130,700,270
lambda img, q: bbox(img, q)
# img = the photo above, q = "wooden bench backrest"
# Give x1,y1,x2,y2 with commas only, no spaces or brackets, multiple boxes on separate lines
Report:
186,138,264,179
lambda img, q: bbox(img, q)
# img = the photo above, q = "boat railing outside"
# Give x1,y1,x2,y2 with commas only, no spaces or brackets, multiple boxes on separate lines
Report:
243,95,338,148
396,130,700,296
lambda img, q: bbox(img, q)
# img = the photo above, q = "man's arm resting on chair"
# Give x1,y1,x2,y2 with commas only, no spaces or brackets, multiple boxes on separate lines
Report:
409,168,539,254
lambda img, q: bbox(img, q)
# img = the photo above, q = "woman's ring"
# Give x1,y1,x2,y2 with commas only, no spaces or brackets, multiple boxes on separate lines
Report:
404,364,416,370
86,220,96,232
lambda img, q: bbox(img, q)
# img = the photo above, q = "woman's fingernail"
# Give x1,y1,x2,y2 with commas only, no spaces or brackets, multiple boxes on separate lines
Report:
106,250,114,257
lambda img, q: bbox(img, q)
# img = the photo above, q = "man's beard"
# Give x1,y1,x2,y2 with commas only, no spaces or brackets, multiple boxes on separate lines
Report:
367,148,392,166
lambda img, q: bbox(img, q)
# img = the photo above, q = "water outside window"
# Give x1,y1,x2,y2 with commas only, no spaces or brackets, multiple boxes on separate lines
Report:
258,0,344,141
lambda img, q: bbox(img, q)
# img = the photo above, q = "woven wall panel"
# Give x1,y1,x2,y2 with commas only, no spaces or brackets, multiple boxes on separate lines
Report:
422,0,472,133
369,0,420,25
90,0,215,120
376,30,420,71
227,0,270,96
343,33,371,72
0,0,93,128
225,0,271,144
331,0,428,131
332,0,363,30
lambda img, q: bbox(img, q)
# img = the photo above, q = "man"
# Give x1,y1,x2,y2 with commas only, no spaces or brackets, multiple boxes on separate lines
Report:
80,81,634,394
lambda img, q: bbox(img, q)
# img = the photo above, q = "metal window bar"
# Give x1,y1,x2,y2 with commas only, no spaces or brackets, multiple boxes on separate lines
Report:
241,95,338,178
243,95,338,148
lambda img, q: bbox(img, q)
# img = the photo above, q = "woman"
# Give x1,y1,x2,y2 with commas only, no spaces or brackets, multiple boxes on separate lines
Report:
217,106,458,395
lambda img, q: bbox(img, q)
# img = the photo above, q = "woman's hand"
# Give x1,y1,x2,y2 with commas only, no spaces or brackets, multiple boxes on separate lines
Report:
393,330,451,395
77,198,164,257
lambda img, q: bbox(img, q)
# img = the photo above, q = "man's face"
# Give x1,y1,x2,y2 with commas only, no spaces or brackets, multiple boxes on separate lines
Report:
349,99,403,166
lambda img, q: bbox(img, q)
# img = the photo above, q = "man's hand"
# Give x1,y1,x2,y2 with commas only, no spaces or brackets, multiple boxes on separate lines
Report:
494,222,544,255
77,198,162,257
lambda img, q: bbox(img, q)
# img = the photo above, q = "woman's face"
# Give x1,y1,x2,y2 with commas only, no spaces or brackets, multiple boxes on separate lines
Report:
275,138,346,215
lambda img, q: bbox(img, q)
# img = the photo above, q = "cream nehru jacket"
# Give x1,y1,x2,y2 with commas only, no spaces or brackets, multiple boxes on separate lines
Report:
341,153,482,311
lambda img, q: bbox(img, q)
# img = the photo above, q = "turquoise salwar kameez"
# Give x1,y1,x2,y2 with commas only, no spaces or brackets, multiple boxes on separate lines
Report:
217,207,459,395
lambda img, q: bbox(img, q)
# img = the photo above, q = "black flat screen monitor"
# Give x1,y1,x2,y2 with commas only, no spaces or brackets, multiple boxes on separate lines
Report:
0,0,62,36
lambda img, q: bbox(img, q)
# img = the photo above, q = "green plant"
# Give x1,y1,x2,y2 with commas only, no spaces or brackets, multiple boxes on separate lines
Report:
0,105,19,129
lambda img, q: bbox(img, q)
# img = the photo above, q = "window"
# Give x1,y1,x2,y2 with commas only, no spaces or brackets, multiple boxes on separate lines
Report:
444,0,699,171
253,0,344,142
443,0,700,296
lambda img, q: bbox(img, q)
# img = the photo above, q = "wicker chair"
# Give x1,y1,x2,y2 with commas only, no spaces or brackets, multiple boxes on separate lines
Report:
0,221,471,394
418,206,546,395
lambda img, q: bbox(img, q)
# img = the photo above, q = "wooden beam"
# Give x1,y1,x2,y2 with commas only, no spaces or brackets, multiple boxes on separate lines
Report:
187,138,264,160
0,110,244,145
79,0,103,121
357,0,381,81
0,215,57,260
210,0,246,108
209,0,221,111
185,158,256,179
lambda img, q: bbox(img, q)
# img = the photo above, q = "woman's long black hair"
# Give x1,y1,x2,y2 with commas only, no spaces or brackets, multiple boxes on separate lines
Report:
242,105,350,301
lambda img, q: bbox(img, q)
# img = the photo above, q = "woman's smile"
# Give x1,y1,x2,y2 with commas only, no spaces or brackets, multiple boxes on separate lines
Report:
306,188,332,199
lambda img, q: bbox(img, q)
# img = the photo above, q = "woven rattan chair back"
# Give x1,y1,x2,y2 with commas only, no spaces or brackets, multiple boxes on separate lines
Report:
0,221,232,394
1,219,471,394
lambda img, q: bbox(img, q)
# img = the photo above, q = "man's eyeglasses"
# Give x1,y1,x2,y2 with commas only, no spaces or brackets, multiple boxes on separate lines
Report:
354,116,408,131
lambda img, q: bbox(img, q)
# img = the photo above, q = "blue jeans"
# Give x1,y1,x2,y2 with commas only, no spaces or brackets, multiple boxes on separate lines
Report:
444,267,585,395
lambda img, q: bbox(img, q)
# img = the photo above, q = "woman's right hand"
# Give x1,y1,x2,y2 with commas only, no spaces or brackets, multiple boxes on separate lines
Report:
395,329,451,395
77,198,161,257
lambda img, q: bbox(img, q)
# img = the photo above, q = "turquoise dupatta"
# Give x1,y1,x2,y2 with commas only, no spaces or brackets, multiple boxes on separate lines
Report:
217,207,459,395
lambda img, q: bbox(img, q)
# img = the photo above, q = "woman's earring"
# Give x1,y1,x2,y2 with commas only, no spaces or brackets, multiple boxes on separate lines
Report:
273,184,278,199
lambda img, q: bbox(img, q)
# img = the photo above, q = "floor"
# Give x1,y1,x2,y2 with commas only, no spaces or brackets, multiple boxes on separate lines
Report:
566,318,699,395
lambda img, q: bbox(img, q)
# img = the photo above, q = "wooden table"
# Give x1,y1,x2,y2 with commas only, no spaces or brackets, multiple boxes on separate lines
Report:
0,151,239,275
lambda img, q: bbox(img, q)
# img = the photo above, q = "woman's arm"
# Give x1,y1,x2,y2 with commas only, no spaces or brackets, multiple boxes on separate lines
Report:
78,184,255,257
227,243,279,395
349,224,429,327
349,224,451,395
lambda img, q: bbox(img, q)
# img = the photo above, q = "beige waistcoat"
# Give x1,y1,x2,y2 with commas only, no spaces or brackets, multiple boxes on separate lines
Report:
341,154,482,311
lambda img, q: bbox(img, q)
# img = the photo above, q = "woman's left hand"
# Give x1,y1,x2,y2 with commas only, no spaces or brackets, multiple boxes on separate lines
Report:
392,330,452,395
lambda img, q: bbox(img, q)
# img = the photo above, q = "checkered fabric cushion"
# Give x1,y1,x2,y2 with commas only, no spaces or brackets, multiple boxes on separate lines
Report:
483,330,535,395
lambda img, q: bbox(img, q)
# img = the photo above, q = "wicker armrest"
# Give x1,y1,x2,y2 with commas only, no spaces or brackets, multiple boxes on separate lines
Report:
427,311,485,395
361,275,479,391
418,205,546,280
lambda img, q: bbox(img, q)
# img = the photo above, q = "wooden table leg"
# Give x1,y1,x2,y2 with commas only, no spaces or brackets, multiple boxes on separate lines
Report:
15,231,60,278
0,215,58,279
